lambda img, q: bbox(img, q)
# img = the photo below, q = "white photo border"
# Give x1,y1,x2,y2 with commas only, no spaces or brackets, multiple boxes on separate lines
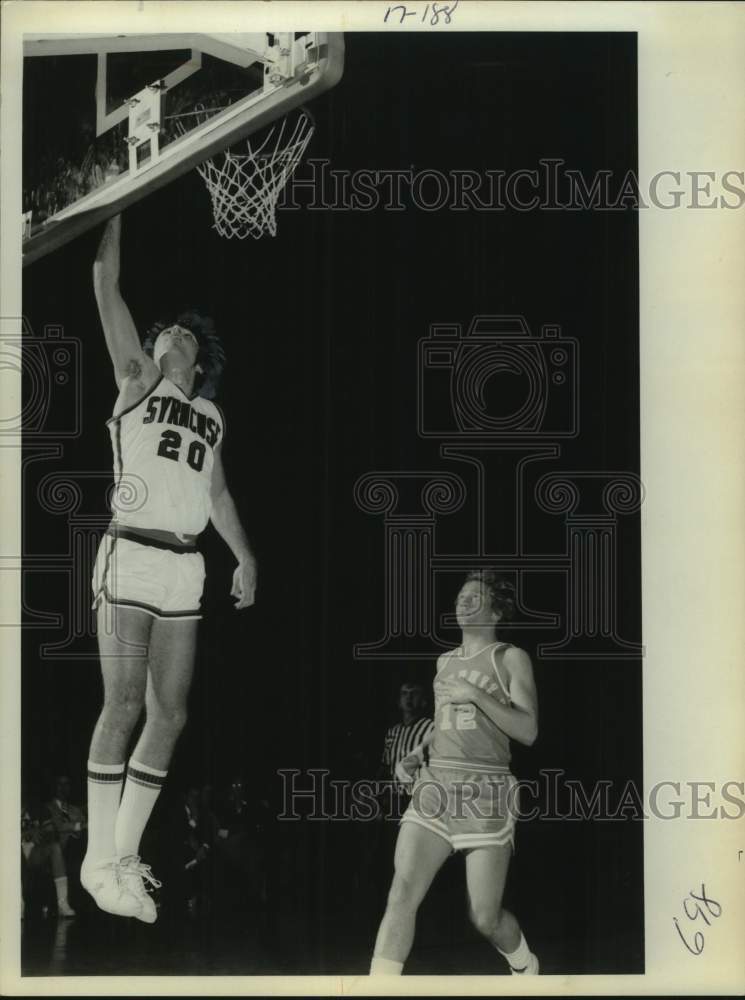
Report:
1,1,743,995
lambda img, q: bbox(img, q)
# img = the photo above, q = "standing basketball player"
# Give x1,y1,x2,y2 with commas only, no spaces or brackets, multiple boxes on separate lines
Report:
370,570,539,975
80,215,256,923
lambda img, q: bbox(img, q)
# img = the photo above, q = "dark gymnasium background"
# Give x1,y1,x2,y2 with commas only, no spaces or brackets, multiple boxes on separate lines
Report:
21,33,642,975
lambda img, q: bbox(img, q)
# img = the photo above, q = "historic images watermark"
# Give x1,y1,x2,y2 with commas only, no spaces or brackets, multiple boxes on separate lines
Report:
352,313,644,659
6,300,643,665
279,159,745,213
277,770,745,823
1,316,147,656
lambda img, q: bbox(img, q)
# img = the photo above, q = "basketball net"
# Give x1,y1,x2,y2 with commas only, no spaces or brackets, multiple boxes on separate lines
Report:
183,106,314,240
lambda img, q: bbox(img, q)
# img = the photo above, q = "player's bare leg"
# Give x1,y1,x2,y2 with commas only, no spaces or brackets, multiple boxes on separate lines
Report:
114,617,198,922
465,845,539,974
130,617,197,767
370,821,452,974
82,603,150,918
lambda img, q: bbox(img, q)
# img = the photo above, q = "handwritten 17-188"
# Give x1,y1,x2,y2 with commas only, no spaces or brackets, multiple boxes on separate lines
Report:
384,1,459,26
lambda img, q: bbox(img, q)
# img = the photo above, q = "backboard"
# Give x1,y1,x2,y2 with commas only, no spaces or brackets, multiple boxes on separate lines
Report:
22,32,345,265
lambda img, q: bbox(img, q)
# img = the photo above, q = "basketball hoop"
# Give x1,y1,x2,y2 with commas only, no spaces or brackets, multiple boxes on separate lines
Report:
179,105,314,239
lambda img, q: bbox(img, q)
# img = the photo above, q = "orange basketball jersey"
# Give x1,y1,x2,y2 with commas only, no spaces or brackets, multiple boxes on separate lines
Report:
430,641,512,769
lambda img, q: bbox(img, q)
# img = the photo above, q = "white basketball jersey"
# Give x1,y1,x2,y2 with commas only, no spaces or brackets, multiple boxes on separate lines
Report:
107,376,225,536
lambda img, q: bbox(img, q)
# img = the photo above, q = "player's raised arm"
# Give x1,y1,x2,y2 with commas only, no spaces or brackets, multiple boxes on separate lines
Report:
93,215,158,390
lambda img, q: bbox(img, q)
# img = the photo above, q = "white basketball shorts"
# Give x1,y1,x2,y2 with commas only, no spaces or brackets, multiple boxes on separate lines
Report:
92,529,205,620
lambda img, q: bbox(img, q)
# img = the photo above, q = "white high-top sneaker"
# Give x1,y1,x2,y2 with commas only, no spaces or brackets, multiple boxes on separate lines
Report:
80,856,142,918
118,855,161,924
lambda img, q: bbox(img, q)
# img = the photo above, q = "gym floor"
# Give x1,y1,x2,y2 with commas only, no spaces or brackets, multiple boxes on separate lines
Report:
21,819,643,977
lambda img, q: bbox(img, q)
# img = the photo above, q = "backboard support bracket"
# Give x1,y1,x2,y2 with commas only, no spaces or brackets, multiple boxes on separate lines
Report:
96,49,202,137
21,32,345,265
125,83,166,174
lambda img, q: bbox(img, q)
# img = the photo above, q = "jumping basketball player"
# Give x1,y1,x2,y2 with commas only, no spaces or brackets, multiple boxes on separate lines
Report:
80,215,256,923
370,570,539,975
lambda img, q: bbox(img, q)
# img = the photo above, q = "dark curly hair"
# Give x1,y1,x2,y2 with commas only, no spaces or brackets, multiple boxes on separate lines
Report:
142,310,225,400
463,569,516,623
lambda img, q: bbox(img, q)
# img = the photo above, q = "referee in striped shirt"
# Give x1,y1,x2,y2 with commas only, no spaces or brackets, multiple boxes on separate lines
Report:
381,682,434,810
364,682,434,906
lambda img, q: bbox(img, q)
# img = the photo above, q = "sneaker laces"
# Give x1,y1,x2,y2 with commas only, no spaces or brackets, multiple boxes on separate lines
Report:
118,855,162,898
85,857,129,890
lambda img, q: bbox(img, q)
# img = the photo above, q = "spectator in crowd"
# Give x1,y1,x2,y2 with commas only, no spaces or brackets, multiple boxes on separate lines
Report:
21,799,76,918
46,774,87,853
45,774,87,912
214,775,270,909
162,784,218,916
199,783,218,831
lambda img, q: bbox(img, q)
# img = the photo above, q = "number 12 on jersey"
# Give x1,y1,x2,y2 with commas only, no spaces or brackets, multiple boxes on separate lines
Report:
440,703,477,730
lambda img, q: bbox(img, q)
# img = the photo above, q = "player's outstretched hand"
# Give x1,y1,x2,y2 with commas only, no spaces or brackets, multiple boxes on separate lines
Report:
231,557,257,609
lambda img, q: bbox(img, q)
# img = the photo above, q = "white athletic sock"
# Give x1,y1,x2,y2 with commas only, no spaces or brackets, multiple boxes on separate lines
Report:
54,876,68,905
85,760,125,863
115,758,167,858
370,957,404,975
499,931,533,972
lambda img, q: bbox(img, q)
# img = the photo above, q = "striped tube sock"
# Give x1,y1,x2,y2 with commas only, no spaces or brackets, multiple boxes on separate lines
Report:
85,760,125,863
115,759,168,858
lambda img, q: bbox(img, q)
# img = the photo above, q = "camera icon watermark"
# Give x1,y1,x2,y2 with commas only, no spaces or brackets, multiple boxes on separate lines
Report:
418,315,578,439
0,316,82,440
355,309,642,659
